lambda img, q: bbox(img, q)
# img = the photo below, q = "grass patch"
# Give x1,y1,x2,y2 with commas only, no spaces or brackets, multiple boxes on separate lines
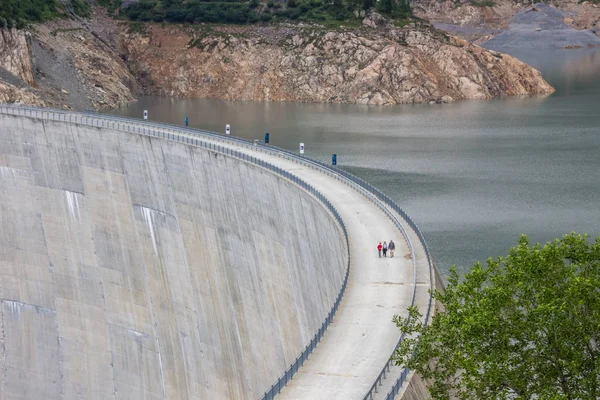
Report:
50,27,83,37
393,19,411,27
126,21,148,35
470,0,496,6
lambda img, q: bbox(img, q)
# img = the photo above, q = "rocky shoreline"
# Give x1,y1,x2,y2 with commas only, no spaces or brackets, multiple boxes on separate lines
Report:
0,9,554,110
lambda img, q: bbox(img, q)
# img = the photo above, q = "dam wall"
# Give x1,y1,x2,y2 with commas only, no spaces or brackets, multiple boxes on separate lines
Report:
0,113,347,400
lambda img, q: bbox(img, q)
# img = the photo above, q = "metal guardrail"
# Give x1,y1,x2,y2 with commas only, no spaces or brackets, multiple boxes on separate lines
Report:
0,105,351,399
266,150,435,400
0,104,435,400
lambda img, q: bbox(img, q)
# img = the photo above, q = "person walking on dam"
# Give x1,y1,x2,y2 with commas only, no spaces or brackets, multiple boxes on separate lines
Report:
383,241,388,257
377,242,382,258
388,240,395,258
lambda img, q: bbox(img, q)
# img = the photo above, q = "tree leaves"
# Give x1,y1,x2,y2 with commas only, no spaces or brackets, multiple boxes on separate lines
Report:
393,233,600,400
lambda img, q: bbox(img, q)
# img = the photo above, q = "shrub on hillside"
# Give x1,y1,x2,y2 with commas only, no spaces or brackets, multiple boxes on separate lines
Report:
0,0,60,25
118,0,412,26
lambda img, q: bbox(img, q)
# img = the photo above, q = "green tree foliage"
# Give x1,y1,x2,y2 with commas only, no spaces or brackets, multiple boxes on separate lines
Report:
69,0,92,17
377,0,411,18
395,0,411,17
123,0,260,24
0,0,93,28
0,0,60,25
98,0,122,15
393,233,600,400
119,0,411,25
379,0,393,13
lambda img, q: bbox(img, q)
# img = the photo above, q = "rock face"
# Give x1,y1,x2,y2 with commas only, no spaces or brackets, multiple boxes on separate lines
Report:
122,23,553,105
0,29,35,85
0,81,45,106
0,13,137,110
0,9,554,109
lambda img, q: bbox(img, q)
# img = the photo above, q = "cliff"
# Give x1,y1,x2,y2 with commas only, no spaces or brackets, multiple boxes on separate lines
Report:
0,9,554,109
0,13,137,111
121,22,554,105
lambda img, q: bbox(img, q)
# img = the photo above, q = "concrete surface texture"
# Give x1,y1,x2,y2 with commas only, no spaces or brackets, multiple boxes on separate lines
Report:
206,147,433,400
141,128,433,400
0,114,347,400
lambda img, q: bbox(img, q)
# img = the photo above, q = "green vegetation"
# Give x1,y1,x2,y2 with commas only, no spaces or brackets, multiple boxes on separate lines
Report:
70,0,92,17
393,233,600,400
98,0,123,14
119,0,411,26
0,0,60,28
49,27,83,36
126,21,148,35
0,0,91,29
0,0,412,29
470,0,496,6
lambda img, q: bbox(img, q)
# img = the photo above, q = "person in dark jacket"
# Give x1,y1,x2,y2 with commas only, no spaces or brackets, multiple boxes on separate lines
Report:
388,240,395,258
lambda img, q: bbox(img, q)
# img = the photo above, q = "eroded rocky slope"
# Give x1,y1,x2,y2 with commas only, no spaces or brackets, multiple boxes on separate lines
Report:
0,9,554,109
0,13,137,110
121,22,553,105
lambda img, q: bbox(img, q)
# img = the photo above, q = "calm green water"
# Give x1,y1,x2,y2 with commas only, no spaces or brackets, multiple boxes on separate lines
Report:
114,49,600,277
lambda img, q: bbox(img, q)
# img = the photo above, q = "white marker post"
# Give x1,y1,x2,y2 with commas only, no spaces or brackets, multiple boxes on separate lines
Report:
225,124,231,135
299,142,305,155
143,110,148,120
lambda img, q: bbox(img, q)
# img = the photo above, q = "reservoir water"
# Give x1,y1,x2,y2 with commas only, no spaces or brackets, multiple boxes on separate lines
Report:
114,48,600,277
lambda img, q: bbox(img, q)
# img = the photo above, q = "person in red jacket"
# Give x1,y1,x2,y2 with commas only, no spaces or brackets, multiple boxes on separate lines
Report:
377,242,383,258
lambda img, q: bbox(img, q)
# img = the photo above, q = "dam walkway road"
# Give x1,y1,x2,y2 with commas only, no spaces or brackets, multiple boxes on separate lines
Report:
166,127,434,399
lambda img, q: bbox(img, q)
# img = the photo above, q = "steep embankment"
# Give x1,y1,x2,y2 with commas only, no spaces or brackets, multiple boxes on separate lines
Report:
0,9,553,108
0,13,137,110
0,112,347,399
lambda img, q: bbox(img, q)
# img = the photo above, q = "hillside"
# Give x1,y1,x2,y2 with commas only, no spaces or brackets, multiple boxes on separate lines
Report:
0,5,554,109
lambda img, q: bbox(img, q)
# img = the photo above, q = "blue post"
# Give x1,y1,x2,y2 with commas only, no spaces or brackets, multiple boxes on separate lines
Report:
332,154,337,166
185,116,189,127
265,133,270,143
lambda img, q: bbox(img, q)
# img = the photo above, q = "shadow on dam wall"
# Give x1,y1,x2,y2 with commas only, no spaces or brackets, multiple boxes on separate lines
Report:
0,114,347,399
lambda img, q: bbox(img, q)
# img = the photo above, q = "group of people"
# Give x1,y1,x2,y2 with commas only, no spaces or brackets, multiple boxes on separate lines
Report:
377,240,395,258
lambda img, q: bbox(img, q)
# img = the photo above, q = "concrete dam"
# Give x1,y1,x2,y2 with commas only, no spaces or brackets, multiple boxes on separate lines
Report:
0,107,437,400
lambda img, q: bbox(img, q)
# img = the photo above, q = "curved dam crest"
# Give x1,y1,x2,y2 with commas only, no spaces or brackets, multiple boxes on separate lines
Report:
0,114,347,399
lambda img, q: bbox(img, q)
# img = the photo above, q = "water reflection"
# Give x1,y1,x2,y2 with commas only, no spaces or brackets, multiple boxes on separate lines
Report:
113,49,600,278
506,48,600,96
